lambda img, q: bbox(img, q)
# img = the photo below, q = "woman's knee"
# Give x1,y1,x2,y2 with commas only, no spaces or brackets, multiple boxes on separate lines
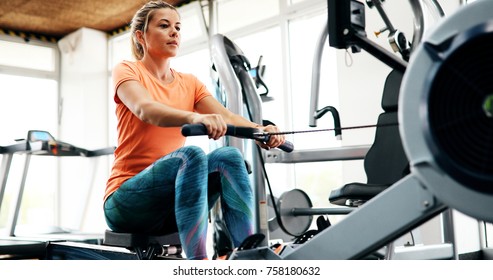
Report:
208,146,249,175
209,146,244,163
174,146,207,164
153,146,207,177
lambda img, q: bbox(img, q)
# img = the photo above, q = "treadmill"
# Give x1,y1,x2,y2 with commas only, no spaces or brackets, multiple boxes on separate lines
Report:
0,130,114,259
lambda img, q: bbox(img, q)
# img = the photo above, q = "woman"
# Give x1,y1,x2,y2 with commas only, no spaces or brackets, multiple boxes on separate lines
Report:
103,1,285,260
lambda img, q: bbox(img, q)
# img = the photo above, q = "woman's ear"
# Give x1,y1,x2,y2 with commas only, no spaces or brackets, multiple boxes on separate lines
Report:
135,30,145,46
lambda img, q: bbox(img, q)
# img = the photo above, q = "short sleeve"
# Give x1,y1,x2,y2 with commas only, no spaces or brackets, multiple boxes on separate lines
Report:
112,61,140,104
191,74,212,104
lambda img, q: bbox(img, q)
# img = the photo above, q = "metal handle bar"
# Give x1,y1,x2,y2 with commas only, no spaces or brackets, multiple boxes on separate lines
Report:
181,124,294,153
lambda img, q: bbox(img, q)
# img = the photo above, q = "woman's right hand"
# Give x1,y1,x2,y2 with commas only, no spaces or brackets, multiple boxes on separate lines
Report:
190,113,227,140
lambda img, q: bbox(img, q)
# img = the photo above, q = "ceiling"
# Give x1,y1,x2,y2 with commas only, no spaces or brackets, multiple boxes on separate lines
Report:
0,0,194,41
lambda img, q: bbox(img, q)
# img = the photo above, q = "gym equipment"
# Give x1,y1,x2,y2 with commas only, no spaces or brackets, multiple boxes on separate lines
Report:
46,231,182,260
210,33,369,245
45,225,183,260
224,0,493,259
250,56,271,101
308,0,444,152
313,0,443,211
366,0,411,61
399,0,493,223
0,130,114,259
211,33,285,245
329,69,408,207
328,0,407,72
210,0,414,244
101,230,182,260
326,0,444,71
275,188,351,237
209,31,368,241
181,124,294,153
0,130,115,236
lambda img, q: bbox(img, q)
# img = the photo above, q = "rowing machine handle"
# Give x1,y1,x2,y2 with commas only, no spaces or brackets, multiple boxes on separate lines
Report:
181,124,294,153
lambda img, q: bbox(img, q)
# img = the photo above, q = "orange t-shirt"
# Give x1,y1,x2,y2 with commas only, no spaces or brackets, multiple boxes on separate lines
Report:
104,60,212,201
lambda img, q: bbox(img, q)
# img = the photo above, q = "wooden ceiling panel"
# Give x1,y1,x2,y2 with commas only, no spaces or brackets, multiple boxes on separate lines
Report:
0,0,192,39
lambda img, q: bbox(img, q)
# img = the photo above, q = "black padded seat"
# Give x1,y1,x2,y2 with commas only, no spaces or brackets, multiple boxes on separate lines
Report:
103,230,182,259
329,183,389,207
329,70,409,207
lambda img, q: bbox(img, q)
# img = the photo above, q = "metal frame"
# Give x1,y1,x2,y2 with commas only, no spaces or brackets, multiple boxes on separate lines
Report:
230,174,451,259
282,175,448,259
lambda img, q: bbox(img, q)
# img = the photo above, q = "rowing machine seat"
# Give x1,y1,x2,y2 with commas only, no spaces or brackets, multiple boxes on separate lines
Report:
103,230,182,260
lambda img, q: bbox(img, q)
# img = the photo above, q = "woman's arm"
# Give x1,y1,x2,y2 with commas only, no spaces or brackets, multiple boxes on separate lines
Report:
117,80,197,126
117,80,228,140
117,81,284,147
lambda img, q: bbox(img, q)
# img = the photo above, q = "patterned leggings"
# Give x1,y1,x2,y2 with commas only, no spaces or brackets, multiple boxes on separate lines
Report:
103,146,254,260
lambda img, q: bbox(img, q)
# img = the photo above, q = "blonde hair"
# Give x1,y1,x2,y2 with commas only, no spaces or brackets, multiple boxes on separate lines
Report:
130,1,179,60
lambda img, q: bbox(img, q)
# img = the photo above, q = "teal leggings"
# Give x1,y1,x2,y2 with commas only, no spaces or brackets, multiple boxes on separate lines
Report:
104,146,254,260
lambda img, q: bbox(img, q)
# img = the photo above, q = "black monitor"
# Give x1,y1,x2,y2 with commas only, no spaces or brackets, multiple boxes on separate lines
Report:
328,0,366,50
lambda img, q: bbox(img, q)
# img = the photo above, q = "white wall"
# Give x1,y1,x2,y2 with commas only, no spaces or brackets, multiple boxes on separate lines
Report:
57,27,110,232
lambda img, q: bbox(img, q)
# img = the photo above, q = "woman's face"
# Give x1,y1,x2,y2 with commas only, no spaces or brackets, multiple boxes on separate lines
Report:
139,8,181,59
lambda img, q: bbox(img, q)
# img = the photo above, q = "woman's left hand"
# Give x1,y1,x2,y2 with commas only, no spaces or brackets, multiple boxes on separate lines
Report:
257,124,285,150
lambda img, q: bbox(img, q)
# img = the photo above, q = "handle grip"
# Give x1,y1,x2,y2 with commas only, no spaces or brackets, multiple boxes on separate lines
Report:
181,124,294,153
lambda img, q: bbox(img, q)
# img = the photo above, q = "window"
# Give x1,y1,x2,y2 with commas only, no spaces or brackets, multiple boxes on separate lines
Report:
178,1,208,48
217,0,279,34
0,38,59,234
0,40,56,72
107,32,132,149
233,27,284,128
0,75,58,145
288,14,339,150
289,0,311,5
287,13,343,208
